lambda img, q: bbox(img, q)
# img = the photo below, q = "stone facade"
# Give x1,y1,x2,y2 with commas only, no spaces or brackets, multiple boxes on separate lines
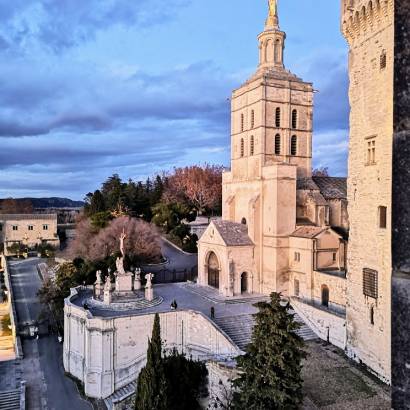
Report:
341,0,393,383
0,214,59,255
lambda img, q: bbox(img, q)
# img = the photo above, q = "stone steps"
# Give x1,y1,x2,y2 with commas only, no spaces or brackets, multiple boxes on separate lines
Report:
104,381,136,410
0,389,20,410
214,312,318,351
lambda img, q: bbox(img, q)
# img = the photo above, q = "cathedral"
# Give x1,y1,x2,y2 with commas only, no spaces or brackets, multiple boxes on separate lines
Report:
198,0,393,384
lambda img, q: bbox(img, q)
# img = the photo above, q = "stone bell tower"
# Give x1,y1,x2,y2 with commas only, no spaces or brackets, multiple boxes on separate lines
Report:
229,0,313,185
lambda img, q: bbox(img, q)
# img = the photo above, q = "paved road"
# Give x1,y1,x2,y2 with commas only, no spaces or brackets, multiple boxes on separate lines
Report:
8,258,92,410
144,238,198,273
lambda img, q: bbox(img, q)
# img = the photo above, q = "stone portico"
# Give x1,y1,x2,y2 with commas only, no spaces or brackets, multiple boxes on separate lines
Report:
198,220,255,297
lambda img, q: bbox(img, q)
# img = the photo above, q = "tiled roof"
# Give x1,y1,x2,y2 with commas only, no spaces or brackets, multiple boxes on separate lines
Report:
297,178,320,191
212,220,254,247
291,226,327,239
312,177,347,200
0,214,57,221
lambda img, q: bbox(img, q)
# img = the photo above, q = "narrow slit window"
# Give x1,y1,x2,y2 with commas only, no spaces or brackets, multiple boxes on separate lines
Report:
275,107,281,127
250,136,255,156
240,138,245,157
275,134,281,155
379,206,387,229
291,135,297,156
292,109,298,129
241,113,244,132
251,110,255,129
380,51,387,70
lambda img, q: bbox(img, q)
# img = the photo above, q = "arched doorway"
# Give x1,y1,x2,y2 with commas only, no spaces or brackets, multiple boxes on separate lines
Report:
207,252,220,289
321,285,329,308
241,272,248,294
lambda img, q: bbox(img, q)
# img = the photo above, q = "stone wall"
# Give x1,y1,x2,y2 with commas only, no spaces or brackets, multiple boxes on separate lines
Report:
0,255,20,359
291,297,346,349
64,290,241,399
342,0,393,383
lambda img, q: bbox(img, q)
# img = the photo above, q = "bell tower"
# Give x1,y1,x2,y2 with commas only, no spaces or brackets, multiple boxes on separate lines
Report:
229,0,313,182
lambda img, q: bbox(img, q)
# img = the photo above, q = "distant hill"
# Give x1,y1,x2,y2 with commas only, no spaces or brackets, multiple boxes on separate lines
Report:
0,197,84,209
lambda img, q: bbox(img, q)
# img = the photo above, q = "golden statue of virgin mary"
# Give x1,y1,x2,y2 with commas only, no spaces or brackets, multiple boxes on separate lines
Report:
268,0,278,17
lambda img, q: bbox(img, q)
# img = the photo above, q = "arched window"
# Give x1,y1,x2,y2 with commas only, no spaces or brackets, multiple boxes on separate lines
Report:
240,138,245,157
250,136,255,156
241,217,247,225
275,134,281,155
292,109,298,129
275,107,281,127
291,135,297,156
321,285,329,308
251,110,255,129
241,113,245,132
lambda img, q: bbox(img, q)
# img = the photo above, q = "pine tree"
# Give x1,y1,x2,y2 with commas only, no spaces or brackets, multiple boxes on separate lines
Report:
232,293,306,410
135,314,169,410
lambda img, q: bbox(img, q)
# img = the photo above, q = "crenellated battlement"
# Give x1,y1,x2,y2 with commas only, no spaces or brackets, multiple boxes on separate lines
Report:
341,0,393,44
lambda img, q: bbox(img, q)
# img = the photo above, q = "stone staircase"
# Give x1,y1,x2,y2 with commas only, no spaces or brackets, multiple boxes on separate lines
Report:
214,312,318,351
0,389,21,410
104,381,136,410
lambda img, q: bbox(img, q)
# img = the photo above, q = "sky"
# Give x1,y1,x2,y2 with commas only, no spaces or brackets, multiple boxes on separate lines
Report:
0,0,349,200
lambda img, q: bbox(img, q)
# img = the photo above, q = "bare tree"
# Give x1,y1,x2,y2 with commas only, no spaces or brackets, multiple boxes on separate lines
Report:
67,216,162,264
164,165,223,215
312,167,329,177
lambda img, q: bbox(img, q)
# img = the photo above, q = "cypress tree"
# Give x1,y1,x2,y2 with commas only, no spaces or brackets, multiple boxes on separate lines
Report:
232,293,306,410
135,314,169,410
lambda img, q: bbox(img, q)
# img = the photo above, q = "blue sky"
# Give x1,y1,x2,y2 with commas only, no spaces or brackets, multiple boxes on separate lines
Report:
0,0,349,200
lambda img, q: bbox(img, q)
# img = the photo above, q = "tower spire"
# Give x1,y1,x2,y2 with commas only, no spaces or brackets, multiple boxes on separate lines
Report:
266,0,279,29
258,0,285,70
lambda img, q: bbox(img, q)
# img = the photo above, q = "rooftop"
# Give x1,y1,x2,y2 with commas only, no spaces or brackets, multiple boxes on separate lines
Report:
212,220,254,247
0,214,57,221
312,176,347,200
291,226,327,239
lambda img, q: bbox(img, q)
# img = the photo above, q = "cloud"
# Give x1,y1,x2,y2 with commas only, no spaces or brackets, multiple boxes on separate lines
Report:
313,129,349,176
0,59,232,138
0,0,191,53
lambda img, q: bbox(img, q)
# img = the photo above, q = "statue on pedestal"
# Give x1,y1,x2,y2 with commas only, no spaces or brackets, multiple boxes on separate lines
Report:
145,273,155,302
95,270,103,298
115,228,127,276
114,228,133,294
134,268,142,291
103,275,112,305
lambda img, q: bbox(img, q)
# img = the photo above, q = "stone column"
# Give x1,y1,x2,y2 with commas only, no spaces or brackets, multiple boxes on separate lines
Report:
392,2,410,408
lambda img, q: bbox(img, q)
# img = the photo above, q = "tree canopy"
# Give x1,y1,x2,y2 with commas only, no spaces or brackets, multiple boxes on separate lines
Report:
232,293,306,410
